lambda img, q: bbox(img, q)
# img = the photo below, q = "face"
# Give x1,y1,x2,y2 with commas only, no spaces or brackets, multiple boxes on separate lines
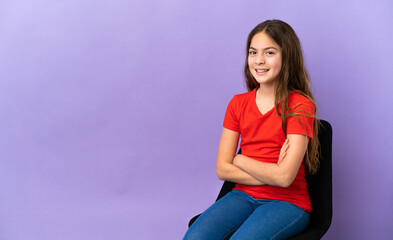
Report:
248,31,282,87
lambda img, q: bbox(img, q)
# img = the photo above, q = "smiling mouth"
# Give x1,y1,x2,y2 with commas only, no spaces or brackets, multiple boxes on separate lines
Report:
255,69,269,73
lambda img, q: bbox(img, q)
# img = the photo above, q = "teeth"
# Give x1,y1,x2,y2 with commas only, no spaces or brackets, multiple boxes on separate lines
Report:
256,69,268,73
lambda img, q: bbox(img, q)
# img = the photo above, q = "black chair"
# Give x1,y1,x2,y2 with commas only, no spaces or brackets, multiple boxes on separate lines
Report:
188,120,333,240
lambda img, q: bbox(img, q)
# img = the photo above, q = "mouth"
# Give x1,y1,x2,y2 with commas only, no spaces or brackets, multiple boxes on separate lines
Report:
255,69,269,73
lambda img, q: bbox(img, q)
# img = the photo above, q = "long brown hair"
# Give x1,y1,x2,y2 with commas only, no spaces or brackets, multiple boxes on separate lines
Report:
244,20,320,174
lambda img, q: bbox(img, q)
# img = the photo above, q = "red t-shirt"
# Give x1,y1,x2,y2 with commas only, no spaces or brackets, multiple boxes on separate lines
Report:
223,88,314,212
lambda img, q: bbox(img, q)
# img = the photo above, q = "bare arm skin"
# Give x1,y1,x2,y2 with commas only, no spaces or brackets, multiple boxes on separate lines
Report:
216,127,266,185
216,128,290,186
233,134,309,188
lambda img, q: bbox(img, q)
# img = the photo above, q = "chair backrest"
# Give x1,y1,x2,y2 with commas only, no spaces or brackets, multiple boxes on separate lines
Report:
287,119,333,240
304,120,333,232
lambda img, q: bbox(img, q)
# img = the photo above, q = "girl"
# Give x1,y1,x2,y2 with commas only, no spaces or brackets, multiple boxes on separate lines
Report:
184,20,319,240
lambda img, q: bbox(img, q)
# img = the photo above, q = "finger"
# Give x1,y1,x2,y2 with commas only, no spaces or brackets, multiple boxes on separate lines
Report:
279,149,287,160
283,139,289,149
280,150,287,158
278,152,287,164
281,142,289,153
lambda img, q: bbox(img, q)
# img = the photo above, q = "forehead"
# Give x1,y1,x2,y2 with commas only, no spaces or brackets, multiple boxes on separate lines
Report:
250,32,280,49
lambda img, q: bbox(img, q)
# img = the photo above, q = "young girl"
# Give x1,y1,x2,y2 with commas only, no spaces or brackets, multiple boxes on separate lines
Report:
184,20,319,240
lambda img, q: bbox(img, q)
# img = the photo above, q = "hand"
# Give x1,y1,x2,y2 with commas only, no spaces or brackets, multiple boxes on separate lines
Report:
277,139,289,165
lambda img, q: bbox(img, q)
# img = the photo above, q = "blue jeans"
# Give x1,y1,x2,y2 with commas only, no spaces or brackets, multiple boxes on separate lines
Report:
184,190,310,240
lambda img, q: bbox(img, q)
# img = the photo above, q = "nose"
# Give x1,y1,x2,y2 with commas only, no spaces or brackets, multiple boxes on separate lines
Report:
256,53,265,65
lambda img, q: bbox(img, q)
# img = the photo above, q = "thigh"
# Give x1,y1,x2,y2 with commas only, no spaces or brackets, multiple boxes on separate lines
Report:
230,200,310,240
184,190,255,240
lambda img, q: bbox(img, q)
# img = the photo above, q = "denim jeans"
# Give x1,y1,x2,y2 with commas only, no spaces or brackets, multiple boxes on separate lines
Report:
184,190,310,240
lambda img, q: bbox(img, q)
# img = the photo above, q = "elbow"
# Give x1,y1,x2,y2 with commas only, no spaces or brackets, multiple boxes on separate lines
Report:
216,162,232,181
216,166,226,181
278,180,292,188
217,173,225,181
216,169,224,180
275,174,295,188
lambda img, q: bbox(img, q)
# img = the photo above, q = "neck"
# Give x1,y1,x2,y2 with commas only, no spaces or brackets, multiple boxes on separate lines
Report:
256,83,276,100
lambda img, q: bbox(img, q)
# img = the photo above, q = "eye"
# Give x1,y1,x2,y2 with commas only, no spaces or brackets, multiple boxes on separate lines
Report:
265,51,275,56
249,51,257,55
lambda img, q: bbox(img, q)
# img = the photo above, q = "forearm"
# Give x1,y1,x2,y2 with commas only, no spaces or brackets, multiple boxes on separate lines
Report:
216,127,267,186
233,154,286,187
216,161,266,186
233,135,308,187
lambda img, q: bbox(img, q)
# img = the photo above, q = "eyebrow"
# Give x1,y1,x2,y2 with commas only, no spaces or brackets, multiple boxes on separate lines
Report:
249,46,279,51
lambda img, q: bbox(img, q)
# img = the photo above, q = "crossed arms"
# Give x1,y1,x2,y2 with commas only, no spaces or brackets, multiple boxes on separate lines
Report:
216,127,309,188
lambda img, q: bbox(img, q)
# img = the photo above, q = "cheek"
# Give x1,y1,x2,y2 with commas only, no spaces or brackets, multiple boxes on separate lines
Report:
273,58,282,71
277,62,282,72
248,58,253,71
247,57,252,67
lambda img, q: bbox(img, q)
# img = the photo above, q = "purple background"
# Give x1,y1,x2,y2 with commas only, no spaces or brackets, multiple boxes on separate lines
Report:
1,0,392,239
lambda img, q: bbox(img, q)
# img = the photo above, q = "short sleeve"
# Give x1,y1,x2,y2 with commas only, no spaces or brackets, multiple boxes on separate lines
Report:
223,96,240,132
286,98,315,139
